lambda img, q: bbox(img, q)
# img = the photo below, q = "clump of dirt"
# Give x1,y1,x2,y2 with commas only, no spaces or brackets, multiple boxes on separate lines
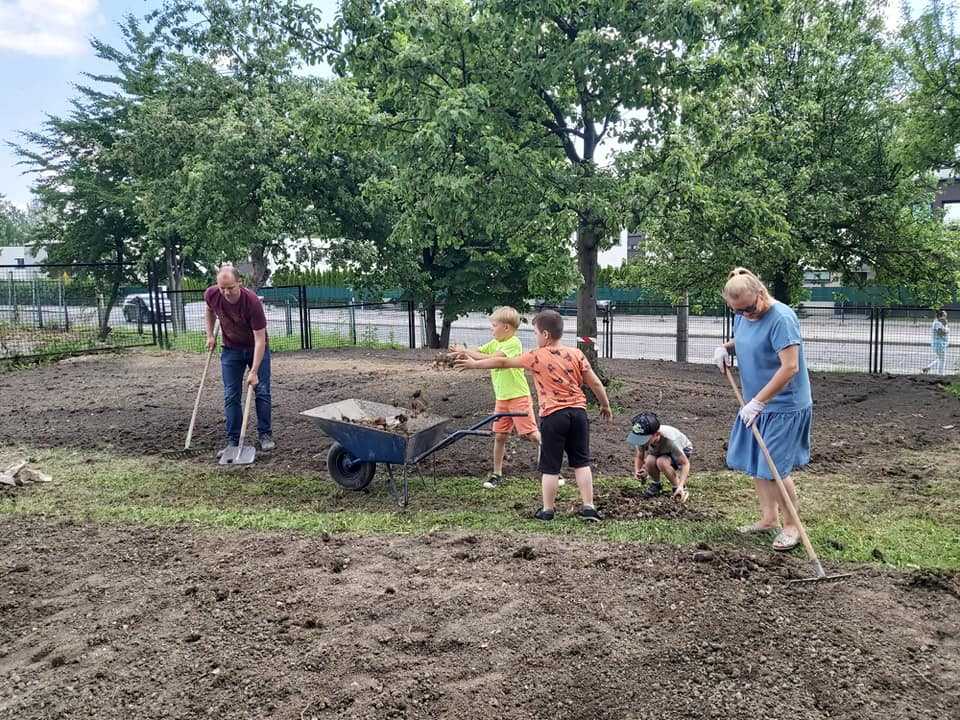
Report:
432,351,459,370
905,570,960,600
598,485,717,521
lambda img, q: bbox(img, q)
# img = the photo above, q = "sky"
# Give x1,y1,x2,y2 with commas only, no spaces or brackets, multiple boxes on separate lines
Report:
0,0,932,209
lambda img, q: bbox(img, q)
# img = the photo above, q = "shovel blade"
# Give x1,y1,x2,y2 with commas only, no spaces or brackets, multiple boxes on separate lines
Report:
219,444,255,466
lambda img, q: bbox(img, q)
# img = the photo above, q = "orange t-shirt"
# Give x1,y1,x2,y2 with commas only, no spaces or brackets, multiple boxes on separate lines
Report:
518,345,591,417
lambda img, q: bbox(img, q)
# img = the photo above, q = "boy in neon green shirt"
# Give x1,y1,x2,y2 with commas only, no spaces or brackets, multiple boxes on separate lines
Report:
453,306,541,488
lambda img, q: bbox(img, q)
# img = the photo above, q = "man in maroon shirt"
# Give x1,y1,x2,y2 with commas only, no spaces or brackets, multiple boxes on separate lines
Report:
204,265,274,454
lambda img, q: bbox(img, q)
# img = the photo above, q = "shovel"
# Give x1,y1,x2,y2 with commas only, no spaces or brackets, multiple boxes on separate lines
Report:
723,366,853,584
219,382,256,466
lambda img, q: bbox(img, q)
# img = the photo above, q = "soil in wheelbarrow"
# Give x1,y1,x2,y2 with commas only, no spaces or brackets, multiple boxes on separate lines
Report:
1,347,958,484
2,516,959,719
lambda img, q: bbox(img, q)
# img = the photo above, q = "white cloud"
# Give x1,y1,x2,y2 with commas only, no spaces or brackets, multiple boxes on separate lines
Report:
0,0,98,57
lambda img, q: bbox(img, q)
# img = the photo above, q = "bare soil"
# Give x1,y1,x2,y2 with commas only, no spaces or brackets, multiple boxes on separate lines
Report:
1,517,958,720
1,348,958,481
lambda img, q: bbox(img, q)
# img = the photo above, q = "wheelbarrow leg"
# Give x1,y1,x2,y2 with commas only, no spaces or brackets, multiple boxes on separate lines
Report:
385,465,409,508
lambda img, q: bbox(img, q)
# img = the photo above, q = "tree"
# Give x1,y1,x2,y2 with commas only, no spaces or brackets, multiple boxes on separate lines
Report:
326,2,580,346
0,196,32,246
899,0,960,175
621,0,960,305
145,0,328,289
332,0,759,356
11,55,147,339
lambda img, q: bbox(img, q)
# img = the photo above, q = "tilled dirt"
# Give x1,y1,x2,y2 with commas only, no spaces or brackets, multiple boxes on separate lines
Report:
1,348,957,481
1,518,957,720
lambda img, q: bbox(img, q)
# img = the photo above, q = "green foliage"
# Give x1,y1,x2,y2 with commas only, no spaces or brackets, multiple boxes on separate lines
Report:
623,0,960,304
898,1,960,175
0,196,33,247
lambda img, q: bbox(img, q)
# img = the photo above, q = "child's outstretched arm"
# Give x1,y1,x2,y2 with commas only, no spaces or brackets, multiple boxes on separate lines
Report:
583,369,613,419
455,355,524,370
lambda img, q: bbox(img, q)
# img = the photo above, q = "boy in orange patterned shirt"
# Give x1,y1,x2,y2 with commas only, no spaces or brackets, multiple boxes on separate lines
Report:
456,310,612,521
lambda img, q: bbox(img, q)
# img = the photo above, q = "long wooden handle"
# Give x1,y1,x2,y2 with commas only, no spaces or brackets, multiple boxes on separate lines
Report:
723,366,824,577
184,321,220,449
236,383,255,451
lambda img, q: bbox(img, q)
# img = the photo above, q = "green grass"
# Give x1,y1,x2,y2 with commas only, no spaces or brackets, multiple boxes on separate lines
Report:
2,447,959,570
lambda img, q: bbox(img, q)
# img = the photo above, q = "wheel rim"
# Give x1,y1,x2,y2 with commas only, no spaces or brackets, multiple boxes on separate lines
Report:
334,450,364,481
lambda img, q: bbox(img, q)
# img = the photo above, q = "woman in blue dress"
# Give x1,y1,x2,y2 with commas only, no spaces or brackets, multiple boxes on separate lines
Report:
713,268,812,552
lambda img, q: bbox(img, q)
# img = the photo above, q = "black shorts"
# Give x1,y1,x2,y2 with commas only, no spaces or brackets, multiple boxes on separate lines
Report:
538,407,591,475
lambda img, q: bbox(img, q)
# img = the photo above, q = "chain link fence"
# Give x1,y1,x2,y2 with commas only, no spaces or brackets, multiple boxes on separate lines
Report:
4,264,955,377
0,263,157,361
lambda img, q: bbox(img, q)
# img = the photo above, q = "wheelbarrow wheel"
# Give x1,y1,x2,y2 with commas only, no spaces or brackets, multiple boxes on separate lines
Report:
326,443,375,490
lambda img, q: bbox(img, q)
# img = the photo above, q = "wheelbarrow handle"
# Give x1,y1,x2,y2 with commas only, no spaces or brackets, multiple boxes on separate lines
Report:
410,413,530,464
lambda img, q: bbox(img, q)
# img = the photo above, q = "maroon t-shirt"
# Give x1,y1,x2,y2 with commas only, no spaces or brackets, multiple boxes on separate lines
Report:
204,286,268,349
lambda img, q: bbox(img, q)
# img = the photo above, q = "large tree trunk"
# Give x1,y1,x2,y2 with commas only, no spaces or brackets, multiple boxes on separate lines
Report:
439,316,452,349
249,244,271,291
771,266,792,304
576,221,603,378
98,240,126,340
423,299,441,348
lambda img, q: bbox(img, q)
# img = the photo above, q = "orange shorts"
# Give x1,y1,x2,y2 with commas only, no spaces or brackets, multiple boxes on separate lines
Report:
493,396,539,436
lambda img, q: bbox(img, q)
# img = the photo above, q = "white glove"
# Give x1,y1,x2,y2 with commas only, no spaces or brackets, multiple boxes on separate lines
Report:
739,398,766,427
713,345,732,370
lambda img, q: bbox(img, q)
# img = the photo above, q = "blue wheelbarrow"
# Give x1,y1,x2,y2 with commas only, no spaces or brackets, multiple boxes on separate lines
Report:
301,399,525,506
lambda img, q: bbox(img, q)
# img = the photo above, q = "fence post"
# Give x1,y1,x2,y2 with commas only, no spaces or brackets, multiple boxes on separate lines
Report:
601,306,610,359
7,272,16,323
676,291,689,363
96,292,105,331
868,306,876,373
879,307,886,374
284,297,293,337
407,300,416,349
349,303,357,345
301,285,312,350
59,278,70,331
32,277,43,328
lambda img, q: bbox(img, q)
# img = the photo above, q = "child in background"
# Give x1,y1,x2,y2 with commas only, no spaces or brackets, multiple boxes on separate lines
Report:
626,412,692,503
452,307,541,489
456,310,612,521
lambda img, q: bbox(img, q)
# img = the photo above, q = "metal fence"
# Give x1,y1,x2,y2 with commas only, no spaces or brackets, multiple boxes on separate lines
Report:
0,263,157,361
3,264,955,377
155,288,413,352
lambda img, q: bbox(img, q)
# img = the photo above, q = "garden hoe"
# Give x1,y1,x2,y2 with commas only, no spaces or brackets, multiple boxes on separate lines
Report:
219,380,256,466
723,366,853,584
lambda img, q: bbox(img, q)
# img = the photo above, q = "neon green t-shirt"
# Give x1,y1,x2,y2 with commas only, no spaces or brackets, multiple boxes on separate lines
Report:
479,335,531,401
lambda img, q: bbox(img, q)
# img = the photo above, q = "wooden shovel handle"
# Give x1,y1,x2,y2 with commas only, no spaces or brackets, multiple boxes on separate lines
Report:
723,366,824,577
236,382,255,452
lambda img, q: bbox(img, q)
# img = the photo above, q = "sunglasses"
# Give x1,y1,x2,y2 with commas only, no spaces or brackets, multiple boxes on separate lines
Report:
732,301,758,315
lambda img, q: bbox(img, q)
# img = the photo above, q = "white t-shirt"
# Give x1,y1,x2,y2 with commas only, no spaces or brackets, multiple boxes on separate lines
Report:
645,425,692,461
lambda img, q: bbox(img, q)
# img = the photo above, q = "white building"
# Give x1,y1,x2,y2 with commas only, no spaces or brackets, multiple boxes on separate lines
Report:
0,246,46,276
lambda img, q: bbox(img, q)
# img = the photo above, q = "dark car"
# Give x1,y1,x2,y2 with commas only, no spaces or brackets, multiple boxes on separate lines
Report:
122,291,170,323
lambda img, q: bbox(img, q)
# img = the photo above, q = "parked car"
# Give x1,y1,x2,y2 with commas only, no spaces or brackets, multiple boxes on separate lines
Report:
122,289,170,323
533,299,612,316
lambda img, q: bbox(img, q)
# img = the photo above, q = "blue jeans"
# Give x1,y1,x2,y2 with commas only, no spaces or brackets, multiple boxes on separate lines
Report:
221,346,271,442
